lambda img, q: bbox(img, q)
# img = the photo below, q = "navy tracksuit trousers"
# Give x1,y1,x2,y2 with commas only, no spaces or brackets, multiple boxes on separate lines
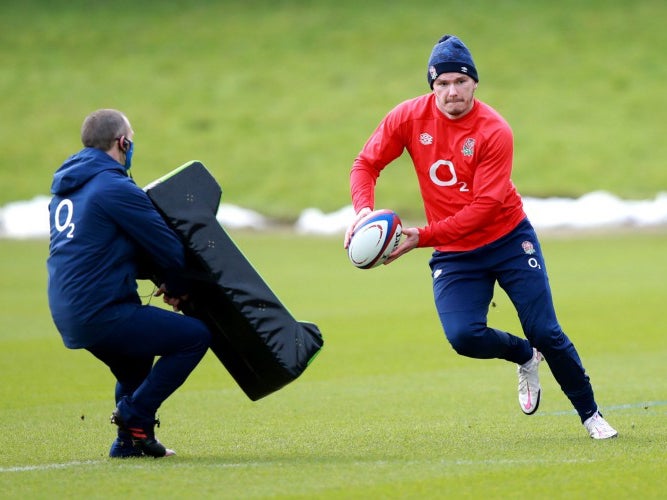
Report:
87,304,211,426
429,218,597,422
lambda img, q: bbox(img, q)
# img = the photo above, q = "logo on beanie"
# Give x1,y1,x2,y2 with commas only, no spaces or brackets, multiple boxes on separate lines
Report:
460,66,469,74
462,138,475,157
429,66,438,81
419,133,433,145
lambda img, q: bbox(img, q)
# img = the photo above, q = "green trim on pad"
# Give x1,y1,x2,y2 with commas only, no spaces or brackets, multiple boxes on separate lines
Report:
143,160,201,191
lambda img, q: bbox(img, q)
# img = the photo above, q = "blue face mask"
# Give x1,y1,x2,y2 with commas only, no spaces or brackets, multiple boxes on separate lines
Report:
124,141,134,169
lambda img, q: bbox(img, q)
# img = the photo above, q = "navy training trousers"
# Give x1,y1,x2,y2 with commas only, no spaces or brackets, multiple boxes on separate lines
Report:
87,304,212,425
429,218,597,422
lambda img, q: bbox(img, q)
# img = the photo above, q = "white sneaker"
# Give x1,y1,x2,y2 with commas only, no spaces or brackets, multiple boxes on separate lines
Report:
583,411,618,439
517,348,542,415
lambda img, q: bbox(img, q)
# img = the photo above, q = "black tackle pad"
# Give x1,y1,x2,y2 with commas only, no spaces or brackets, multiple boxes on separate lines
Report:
144,161,323,400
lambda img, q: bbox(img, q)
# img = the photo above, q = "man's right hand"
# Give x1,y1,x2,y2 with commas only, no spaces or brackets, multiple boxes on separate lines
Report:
343,207,372,249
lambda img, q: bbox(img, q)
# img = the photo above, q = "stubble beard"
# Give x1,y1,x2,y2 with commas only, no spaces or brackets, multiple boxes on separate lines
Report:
442,98,472,119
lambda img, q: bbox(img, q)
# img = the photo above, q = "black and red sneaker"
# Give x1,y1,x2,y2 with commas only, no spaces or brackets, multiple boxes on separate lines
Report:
109,431,144,458
110,409,175,458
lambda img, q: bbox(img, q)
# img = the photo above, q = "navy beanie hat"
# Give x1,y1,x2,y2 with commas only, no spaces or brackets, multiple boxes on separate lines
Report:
427,34,478,88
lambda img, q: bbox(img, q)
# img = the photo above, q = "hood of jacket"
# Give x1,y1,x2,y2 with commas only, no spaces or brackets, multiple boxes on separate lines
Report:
51,147,129,196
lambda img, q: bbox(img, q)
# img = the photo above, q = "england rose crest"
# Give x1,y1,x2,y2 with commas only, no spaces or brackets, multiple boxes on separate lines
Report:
462,138,475,157
522,241,536,255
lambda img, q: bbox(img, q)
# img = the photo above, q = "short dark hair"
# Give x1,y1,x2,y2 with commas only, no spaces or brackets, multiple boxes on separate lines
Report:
80,109,129,150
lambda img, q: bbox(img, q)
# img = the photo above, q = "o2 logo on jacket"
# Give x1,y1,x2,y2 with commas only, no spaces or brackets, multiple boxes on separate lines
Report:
429,160,469,192
54,199,75,238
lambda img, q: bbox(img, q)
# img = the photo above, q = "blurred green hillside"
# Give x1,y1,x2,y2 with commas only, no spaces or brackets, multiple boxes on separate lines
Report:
2,0,666,220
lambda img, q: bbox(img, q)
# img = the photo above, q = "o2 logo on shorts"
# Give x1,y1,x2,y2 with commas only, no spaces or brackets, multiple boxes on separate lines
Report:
521,240,541,269
54,199,75,238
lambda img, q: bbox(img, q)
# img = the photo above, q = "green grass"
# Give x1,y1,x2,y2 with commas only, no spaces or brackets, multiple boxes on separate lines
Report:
1,1,666,496
1,231,666,498
1,0,667,219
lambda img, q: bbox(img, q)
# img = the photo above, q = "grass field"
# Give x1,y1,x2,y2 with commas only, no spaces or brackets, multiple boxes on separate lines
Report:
1,0,667,218
2,0,666,497
1,231,666,498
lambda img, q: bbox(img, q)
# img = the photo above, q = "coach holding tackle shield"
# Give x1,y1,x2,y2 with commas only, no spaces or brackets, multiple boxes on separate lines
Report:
47,109,212,457
344,35,617,439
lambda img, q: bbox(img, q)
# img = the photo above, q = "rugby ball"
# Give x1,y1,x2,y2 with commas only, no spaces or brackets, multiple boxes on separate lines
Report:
348,209,402,269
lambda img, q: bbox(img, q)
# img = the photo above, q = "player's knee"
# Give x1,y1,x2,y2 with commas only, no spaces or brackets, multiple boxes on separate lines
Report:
186,319,213,351
528,326,568,354
443,322,486,357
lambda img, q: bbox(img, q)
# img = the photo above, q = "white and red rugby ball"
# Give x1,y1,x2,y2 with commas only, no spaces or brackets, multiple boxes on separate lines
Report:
348,209,402,269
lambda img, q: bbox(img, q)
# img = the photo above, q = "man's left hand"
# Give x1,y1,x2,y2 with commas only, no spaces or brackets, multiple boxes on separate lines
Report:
155,284,189,312
384,227,419,265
